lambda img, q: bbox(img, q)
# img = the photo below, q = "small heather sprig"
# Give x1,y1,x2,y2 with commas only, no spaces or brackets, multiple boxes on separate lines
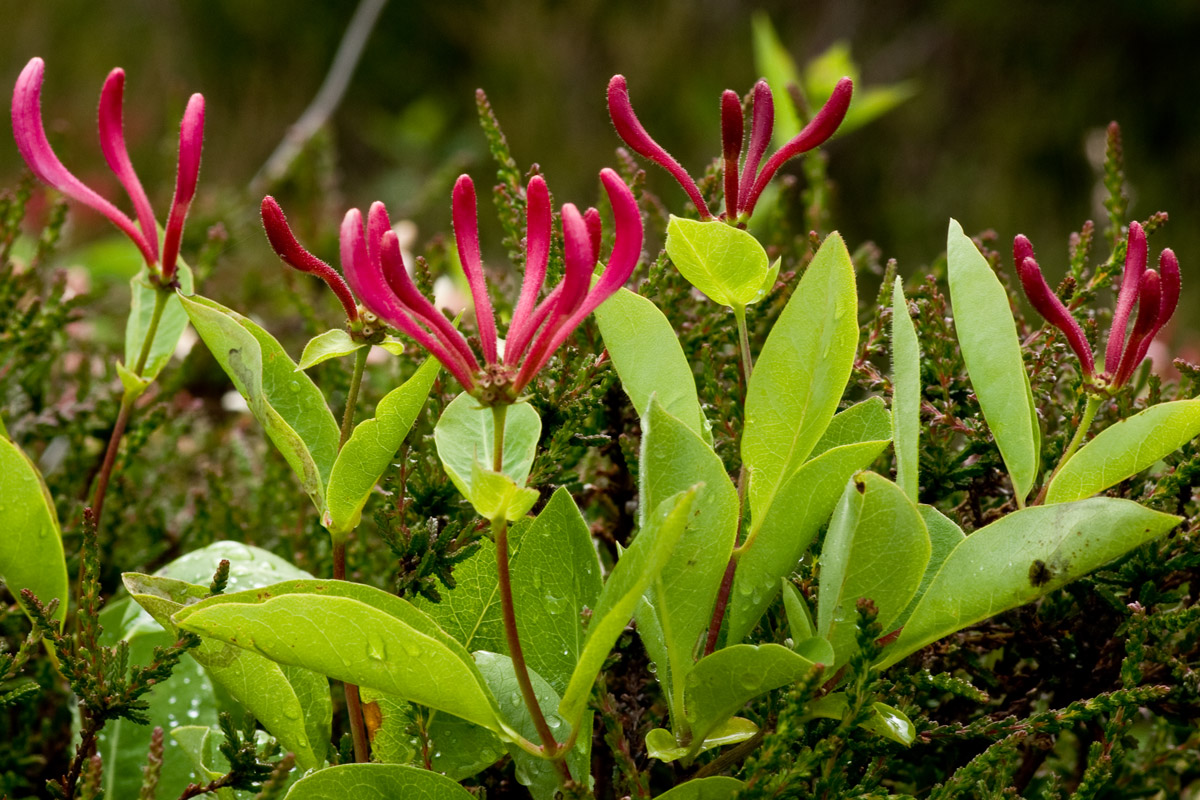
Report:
1014,221,1180,390
607,74,853,223
11,57,205,284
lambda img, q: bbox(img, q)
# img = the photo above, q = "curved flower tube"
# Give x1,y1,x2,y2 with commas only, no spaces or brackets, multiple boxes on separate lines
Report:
607,74,852,223
11,57,205,283
346,168,643,405
1014,222,1181,390
261,196,360,324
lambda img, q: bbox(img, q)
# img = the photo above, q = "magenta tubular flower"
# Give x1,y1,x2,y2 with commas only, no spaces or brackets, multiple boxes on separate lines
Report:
607,74,853,223
1015,223,1181,390
344,168,643,404
11,57,205,283
260,196,359,324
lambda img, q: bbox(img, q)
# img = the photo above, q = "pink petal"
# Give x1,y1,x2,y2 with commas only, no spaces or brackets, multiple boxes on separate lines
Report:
1113,268,1162,387
584,207,602,265
1013,237,1094,376
160,93,204,280
261,196,358,321
11,57,156,266
366,201,392,270
98,68,159,263
721,89,743,219
452,174,499,364
1125,248,1181,376
742,77,853,219
1104,221,1148,375
607,74,712,219
504,175,552,364
738,81,774,212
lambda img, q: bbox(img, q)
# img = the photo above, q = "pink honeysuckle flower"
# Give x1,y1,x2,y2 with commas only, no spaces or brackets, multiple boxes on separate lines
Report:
1014,221,1180,390
342,168,643,405
11,57,204,284
261,196,361,326
607,74,853,224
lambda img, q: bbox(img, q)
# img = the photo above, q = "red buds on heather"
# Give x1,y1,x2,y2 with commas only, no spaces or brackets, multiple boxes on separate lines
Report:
1015,221,1181,391
260,196,359,323
607,74,853,224
11,57,205,283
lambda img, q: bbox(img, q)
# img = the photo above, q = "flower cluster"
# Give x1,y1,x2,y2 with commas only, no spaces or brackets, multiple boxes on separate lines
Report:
1014,221,1180,390
11,57,205,284
607,74,852,224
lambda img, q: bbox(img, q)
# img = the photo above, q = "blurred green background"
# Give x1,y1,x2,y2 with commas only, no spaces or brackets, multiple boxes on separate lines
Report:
3,0,1199,348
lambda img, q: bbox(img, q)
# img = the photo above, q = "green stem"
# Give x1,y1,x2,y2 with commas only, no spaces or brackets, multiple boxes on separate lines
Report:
1034,393,1102,506
340,345,370,448
733,304,754,385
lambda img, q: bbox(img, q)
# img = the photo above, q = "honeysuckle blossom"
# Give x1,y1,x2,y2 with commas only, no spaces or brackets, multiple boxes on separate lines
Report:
261,196,362,327
341,168,642,404
607,74,853,224
1014,221,1180,389
11,57,205,284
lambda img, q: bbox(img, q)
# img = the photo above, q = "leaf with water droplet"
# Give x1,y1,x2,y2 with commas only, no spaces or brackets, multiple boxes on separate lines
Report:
284,763,476,799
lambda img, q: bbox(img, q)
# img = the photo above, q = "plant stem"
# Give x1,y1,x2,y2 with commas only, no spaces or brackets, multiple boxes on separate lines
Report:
339,345,370,448
492,403,507,473
495,515,570,779
733,304,754,385
1034,393,1102,505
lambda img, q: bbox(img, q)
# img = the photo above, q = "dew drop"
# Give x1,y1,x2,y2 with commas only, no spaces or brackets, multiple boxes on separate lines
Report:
739,671,762,690
366,631,387,661
282,704,302,720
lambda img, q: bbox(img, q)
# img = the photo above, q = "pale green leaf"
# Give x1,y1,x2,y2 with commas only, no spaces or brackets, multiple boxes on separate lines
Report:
781,580,814,643
665,216,771,308
283,763,475,800
559,488,697,731
468,463,540,522
594,287,709,442
170,726,227,785
636,399,738,725
645,718,758,763
892,277,921,501
433,392,541,511
415,537,507,654
894,505,966,629
804,693,915,745
124,261,194,383
652,776,746,800
0,435,68,625
795,636,835,666
326,357,440,535
298,328,366,370
946,219,1040,502
181,294,339,514
173,579,509,738
742,231,858,522
817,472,929,666
811,397,892,458
1046,399,1200,504
882,498,1182,669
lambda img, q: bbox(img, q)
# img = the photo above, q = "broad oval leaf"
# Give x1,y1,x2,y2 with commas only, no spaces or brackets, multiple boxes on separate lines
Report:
284,763,475,800
742,231,858,522
181,294,339,514
0,435,68,625
645,718,758,763
894,505,966,629
728,436,889,644
433,392,541,509
297,328,365,370
804,693,915,746
636,398,738,725
881,498,1182,669
817,472,929,666
124,261,194,387
326,357,441,535
652,775,746,800
559,488,697,731
946,219,1040,503
173,579,509,739
594,287,709,442
665,216,770,308
1046,399,1200,504
892,277,921,501
811,397,892,458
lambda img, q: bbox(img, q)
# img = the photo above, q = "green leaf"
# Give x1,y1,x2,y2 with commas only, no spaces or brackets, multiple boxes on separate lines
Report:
782,580,815,643
645,718,758,763
795,636,835,666
802,42,916,135
433,392,541,510
682,644,819,754
98,598,219,800
359,689,416,764
475,651,589,799
173,579,510,738
817,473,929,666
170,726,228,789
326,357,440,535
804,694,915,746
894,505,966,629
559,488,698,731
651,776,746,800
728,437,889,644
426,710,505,779
415,536,507,654
881,498,1182,669
946,219,1040,503
594,287,709,442
116,361,152,403
181,294,339,514
510,488,603,695
892,277,921,501
124,261,194,385
665,216,771,309
297,328,366,370
123,573,330,769
469,463,540,522
742,231,858,523
0,435,68,625
1046,399,1200,504
811,397,893,458
283,763,475,800
636,399,739,725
